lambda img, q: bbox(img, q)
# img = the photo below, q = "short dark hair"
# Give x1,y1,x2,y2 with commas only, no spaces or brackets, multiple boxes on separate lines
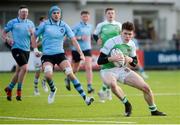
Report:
105,8,115,14
81,10,90,15
39,16,46,21
122,21,135,31
19,5,28,10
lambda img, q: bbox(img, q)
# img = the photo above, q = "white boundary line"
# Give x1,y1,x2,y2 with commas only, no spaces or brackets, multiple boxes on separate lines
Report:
0,116,136,124
0,116,180,124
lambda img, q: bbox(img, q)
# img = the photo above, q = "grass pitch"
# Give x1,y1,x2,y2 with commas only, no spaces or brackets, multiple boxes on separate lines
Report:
0,70,180,124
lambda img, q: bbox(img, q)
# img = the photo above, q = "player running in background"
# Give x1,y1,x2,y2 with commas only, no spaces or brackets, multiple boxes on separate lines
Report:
97,21,166,116
34,5,94,105
33,16,48,96
64,10,94,94
93,8,122,102
2,5,36,101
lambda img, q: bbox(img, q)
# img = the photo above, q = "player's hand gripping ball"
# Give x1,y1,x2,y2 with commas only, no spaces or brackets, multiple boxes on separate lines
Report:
110,48,125,67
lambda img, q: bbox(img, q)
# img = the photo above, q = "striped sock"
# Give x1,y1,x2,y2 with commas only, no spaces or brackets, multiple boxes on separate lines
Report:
17,82,22,91
8,82,16,91
149,104,157,112
121,96,128,104
71,79,86,100
47,79,55,92
34,77,39,88
102,84,107,91
87,83,92,91
17,82,22,96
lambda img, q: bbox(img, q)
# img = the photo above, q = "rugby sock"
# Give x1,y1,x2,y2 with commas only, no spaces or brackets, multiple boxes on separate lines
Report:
121,96,128,104
87,83,92,91
149,104,157,112
47,79,56,92
8,82,16,91
101,83,107,91
107,85,111,89
121,96,132,116
121,96,132,111
34,77,39,88
72,79,86,100
42,77,47,83
67,76,71,81
17,82,22,97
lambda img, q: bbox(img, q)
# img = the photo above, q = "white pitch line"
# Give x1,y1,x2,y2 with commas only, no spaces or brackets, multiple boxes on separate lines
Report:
0,116,136,124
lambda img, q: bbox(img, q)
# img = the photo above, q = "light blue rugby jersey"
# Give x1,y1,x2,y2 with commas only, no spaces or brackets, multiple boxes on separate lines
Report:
35,19,75,55
71,21,93,51
4,17,35,51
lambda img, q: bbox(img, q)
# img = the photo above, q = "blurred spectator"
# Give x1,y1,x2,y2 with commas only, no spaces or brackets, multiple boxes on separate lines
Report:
172,34,180,51
147,23,157,41
135,24,148,39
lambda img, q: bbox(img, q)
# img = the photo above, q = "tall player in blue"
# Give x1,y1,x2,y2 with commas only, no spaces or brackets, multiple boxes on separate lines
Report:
34,5,94,105
64,10,94,94
2,5,36,101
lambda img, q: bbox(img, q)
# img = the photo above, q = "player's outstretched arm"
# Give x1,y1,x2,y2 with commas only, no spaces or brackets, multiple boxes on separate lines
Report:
71,37,85,61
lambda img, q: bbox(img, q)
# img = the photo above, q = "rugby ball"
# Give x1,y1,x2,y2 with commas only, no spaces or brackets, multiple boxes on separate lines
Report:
110,48,125,67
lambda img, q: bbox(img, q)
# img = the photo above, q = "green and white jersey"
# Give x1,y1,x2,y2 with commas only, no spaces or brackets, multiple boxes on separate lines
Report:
100,35,136,69
94,20,122,46
36,35,43,52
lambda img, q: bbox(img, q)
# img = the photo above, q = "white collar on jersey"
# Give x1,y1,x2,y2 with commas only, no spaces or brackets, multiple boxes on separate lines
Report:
105,20,117,24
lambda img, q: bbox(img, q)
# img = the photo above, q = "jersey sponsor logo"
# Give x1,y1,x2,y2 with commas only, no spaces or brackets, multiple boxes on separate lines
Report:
60,28,65,34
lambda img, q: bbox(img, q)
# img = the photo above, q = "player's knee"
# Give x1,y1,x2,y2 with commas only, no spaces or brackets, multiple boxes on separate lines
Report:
110,83,116,90
21,65,28,72
85,64,92,71
44,65,53,75
64,67,73,75
142,85,151,93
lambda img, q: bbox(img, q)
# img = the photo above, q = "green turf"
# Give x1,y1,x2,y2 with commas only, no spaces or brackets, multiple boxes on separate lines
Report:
0,70,180,124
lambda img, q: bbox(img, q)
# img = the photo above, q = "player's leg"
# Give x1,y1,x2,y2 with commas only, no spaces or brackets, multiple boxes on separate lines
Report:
43,62,56,104
34,70,40,95
64,51,80,91
16,63,28,101
84,55,94,94
98,83,110,103
124,70,166,116
60,59,94,106
4,65,19,101
39,63,48,93
33,67,40,95
66,61,80,90
10,49,30,101
41,55,57,104
41,75,48,93
98,57,111,102
100,68,132,116
33,55,41,95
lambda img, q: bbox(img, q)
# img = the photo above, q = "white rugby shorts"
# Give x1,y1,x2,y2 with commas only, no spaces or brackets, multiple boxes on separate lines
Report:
100,67,132,84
